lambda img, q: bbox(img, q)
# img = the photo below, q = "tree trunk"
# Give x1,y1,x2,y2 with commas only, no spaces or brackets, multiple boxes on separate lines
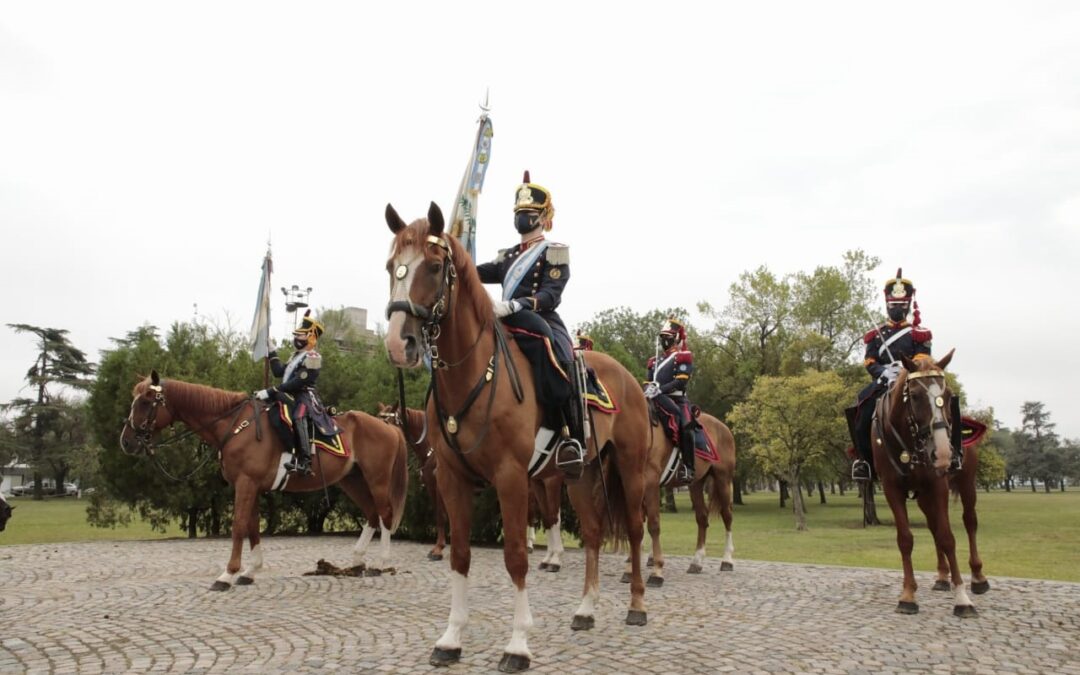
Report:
663,487,677,513
1045,480,1052,493
818,481,827,505
187,507,199,538
1005,475,1012,492
830,482,836,495
790,471,808,531
210,496,222,536
32,471,44,501
838,480,845,497
263,495,278,535
1031,480,1037,493
861,481,881,526
733,479,744,506
53,468,69,496
778,480,788,509
806,482,814,497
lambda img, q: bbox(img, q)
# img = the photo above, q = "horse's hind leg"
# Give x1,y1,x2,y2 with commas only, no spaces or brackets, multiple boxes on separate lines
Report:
237,499,264,586
213,477,258,591
336,471,377,569
959,479,988,593
714,468,736,571
541,476,565,572
643,475,665,586
687,480,708,575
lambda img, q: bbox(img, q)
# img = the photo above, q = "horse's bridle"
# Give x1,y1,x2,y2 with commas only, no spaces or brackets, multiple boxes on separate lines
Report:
385,234,457,364
880,368,952,470
125,384,167,455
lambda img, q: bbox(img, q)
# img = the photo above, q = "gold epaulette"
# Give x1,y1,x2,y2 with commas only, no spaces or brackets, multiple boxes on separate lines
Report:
545,244,569,266
495,248,509,263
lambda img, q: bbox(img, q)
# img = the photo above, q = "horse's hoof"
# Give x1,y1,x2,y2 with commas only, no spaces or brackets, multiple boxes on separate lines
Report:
430,647,462,667
545,564,560,574
364,568,382,577
687,563,703,574
498,652,531,673
953,604,978,618
625,609,648,626
538,561,549,571
208,581,231,592
932,580,951,592
570,615,594,631
971,580,990,595
235,576,254,586
646,575,664,588
895,601,919,615
619,572,631,584
720,561,734,572
427,552,443,562
646,556,654,567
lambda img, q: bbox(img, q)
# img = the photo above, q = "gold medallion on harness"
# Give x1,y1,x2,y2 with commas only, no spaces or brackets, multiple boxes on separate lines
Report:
446,416,459,434
935,396,944,408
900,451,911,464
395,264,408,280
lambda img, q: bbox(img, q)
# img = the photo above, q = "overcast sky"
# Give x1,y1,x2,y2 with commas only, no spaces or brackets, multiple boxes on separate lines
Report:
2,2,1077,438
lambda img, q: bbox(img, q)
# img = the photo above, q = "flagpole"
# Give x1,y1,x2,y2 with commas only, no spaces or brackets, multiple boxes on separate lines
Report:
263,242,272,388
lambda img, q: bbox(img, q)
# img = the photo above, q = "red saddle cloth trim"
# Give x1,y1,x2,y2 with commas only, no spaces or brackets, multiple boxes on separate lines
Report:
655,405,720,463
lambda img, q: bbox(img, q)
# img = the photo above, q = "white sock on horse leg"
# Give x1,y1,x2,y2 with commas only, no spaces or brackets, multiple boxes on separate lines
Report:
504,585,534,658
722,531,735,564
352,524,376,566
241,544,264,578
547,519,564,567
436,571,469,650
574,581,599,619
693,546,706,567
378,517,391,569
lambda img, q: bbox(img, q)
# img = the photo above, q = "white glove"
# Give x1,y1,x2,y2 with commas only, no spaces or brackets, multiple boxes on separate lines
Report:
493,299,522,318
879,362,902,384
254,389,272,401
644,382,660,399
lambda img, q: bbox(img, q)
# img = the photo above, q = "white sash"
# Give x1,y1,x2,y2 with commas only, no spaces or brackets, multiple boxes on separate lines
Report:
283,351,306,383
879,326,912,359
502,241,550,301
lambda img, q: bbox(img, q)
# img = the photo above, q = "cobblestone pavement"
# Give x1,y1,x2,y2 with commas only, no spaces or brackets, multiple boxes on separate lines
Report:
1,537,1078,674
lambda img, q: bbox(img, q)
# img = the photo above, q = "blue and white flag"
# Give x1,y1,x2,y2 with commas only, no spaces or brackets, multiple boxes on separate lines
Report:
448,109,493,261
249,248,273,361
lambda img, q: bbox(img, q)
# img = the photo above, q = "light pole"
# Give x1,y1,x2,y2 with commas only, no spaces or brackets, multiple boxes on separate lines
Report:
280,284,313,334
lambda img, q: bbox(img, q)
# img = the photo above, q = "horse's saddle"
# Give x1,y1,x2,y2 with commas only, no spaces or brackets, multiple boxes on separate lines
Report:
652,401,719,462
267,399,348,457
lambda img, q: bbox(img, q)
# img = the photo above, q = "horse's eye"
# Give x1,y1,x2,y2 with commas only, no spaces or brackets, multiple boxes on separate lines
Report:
429,261,443,274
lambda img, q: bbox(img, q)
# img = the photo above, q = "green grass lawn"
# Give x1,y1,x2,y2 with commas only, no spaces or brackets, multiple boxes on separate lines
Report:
0,496,184,545
540,488,1080,583
4,489,1078,583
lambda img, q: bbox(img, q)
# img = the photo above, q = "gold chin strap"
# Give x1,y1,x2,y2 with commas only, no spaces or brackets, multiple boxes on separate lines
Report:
906,369,944,381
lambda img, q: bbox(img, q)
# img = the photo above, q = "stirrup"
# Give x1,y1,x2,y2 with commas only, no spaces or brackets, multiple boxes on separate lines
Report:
556,438,584,481
676,462,694,483
284,454,313,476
949,453,963,473
851,459,871,481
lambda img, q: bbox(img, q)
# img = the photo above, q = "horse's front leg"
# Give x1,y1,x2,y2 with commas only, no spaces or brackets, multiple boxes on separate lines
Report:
494,471,534,672
430,476,474,667
917,489,976,617
237,499,264,585
881,481,918,613
212,478,258,591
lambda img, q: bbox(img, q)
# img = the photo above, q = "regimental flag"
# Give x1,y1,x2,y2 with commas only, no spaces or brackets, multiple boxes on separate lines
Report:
448,110,493,261
249,247,273,361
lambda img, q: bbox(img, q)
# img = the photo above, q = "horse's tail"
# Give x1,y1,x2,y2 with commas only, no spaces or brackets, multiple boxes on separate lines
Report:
388,431,409,533
705,416,735,522
595,441,630,553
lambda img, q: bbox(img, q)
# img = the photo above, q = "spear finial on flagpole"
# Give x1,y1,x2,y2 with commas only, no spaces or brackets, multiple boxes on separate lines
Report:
479,87,490,119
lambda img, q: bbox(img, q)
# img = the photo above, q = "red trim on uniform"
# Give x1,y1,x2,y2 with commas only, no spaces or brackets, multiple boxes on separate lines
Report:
912,327,932,343
674,351,693,365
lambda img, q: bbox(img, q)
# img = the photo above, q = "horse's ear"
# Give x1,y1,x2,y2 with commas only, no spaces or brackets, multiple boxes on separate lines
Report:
386,203,407,234
428,201,444,236
151,370,160,386
935,348,955,371
900,355,918,372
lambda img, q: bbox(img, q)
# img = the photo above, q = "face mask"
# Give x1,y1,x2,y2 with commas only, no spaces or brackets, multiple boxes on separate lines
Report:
515,211,540,234
887,305,908,323
660,335,676,350
293,336,307,350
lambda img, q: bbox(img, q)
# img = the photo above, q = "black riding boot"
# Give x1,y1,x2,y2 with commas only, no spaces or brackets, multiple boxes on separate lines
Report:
555,401,584,482
285,420,314,475
949,397,963,472
677,425,695,482
851,406,874,482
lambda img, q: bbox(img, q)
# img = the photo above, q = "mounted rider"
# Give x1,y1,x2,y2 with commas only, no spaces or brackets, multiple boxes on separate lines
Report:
575,330,594,352
848,268,936,481
476,170,584,477
256,310,325,475
645,318,696,482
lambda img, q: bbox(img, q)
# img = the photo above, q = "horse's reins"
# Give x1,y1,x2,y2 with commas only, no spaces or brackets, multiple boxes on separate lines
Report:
876,369,952,476
387,234,524,474
126,382,258,482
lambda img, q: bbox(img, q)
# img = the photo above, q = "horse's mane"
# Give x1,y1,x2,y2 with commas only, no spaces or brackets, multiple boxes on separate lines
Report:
392,218,494,326
403,407,426,430
134,376,248,412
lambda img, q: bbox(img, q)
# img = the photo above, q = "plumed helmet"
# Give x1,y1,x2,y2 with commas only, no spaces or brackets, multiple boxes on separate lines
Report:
884,267,915,305
293,309,325,339
659,318,687,349
514,170,555,231
576,330,594,351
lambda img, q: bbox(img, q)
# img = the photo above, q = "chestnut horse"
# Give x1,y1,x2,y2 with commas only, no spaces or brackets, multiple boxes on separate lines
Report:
120,371,409,589
383,203,650,672
872,349,977,616
378,402,567,571
626,410,735,586
0,491,12,532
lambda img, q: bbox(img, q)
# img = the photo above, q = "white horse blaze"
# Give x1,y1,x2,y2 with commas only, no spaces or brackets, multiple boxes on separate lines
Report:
927,382,952,470
384,249,424,365
436,571,469,650
504,586,534,658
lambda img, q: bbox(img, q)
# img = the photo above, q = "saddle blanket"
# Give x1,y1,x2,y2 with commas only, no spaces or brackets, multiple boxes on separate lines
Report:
270,402,349,458
655,404,720,463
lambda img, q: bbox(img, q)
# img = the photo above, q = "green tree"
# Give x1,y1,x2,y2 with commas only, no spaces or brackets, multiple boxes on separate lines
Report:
728,370,849,530
1014,401,1061,492
5,324,95,498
